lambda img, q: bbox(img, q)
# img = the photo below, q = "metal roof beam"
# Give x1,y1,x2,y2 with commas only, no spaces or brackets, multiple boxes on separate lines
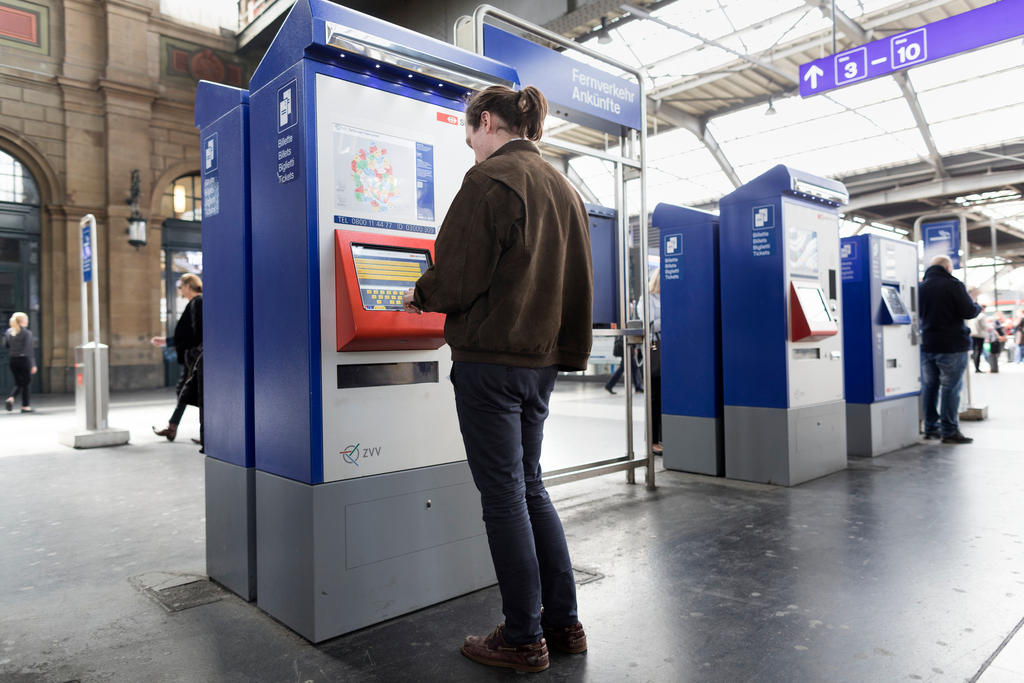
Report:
893,73,948,178
847,169,1024,211
654,104,742,188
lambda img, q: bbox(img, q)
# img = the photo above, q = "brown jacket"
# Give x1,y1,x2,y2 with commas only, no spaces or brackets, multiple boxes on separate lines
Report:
414,140,593,370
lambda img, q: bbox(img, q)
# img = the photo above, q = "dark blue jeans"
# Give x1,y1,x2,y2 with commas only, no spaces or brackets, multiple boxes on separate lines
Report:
921,351,968,437
451,361,578,645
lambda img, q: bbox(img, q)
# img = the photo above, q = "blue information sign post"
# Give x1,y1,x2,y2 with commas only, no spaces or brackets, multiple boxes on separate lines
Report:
59,215,129,448
921,219,962,269
81,223,92,283
800,0,1024,97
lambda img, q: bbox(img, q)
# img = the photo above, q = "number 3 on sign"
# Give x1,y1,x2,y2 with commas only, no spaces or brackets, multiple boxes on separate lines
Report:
891,28,927,68
834,47,867,85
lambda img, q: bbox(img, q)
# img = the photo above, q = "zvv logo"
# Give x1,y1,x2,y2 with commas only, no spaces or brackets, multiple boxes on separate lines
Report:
340,443,382,466
340,443,360,466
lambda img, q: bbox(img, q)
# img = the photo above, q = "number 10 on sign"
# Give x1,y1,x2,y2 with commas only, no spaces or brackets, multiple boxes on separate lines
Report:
892,28,927,68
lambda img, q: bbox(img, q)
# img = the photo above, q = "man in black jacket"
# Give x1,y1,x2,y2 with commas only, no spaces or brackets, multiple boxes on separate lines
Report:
918,255,982,444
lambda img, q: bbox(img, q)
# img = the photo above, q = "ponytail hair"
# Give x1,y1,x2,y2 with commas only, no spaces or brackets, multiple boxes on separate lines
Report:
465,85,548,141
9,312,27,336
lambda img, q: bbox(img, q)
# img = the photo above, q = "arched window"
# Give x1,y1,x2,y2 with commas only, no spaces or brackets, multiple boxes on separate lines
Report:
159,172,203,387
0,150,41,205
0,148,42,396
161,173,203,221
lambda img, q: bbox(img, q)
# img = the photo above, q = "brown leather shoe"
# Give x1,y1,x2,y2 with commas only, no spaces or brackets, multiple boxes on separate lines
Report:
543,621,587,654
461,624,549,673
153,424,177,441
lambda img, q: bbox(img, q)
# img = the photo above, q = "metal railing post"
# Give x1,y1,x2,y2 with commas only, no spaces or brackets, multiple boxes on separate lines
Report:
468,4,653,489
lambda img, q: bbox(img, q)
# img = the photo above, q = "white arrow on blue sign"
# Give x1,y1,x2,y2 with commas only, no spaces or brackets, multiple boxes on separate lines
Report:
799,1,1024,97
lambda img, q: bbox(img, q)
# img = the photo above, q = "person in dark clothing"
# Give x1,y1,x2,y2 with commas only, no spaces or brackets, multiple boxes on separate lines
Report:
988,315,1007,373
404,85,591,674
4,312,36,413
151,273,203,447
918,255,982,444
604,340,642,394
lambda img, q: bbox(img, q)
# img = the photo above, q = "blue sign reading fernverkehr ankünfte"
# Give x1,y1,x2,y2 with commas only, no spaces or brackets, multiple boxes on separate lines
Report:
482,24,642,134
799,0,1024,97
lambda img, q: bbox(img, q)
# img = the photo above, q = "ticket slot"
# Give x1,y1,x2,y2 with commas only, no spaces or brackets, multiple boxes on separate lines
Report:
336,361,438,388
334,229,446,351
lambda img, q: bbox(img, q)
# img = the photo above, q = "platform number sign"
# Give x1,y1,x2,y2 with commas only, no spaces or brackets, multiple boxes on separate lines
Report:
835,48,867,85
892,29,927,68
799,1,1023,97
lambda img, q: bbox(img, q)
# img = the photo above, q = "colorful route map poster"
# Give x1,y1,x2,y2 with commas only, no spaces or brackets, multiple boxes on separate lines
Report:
333,124,419,221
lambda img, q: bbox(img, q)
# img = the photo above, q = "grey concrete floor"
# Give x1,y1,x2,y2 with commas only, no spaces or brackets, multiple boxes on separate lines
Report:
1,365,1023,682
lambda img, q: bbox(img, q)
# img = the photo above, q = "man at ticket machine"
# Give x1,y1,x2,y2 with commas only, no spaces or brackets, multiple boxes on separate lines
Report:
403,85,593,673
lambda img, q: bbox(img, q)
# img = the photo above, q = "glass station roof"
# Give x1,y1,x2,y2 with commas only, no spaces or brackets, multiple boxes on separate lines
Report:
567,0,1023,232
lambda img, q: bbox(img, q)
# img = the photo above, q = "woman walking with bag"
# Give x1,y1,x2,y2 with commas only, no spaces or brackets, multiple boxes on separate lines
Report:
151,273,203,447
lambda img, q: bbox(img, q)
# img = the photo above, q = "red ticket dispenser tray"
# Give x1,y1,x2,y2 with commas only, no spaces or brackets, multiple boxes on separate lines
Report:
790,281,838,342
334,229,446,351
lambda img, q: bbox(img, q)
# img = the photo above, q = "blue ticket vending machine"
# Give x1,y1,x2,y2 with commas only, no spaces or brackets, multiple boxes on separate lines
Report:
195,82,256,601
719,165,849,486
246,0,518,642
653,204,723,476
841,234,921,456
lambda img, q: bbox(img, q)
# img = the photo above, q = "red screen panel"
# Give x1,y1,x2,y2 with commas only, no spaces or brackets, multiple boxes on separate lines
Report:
334,229,446,351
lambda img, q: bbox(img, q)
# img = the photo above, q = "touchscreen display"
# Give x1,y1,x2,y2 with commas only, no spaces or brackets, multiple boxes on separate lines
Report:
794,285,833,327
351,243,431,311
881,286,908,315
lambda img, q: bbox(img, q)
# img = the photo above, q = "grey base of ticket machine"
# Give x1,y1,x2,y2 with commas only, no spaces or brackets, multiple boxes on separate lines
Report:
255,462,495,643
205,457,256,601
724,401,847,486
845,395,920,458
662,415,724,476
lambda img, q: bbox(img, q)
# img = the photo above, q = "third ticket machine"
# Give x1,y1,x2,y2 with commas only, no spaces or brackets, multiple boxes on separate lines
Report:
840,234,921,456
247,0,518,642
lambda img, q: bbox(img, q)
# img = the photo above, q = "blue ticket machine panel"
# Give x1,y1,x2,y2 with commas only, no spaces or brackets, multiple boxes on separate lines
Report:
653,204,723,476
719,165,848,486
246,0,517,642
586,203,618,326
195,81,256,601
841,234,921,456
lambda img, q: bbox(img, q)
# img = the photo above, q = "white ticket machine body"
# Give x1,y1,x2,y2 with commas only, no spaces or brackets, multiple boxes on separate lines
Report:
719,165,849,486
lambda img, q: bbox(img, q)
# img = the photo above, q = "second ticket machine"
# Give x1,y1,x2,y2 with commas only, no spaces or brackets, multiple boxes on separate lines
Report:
840,234,921,456
195,81,256,601
247,0,517,642
654,204,724,476
719,165,849,486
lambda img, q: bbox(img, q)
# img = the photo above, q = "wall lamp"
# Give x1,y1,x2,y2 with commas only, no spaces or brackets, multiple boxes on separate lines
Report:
126,169,146,248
